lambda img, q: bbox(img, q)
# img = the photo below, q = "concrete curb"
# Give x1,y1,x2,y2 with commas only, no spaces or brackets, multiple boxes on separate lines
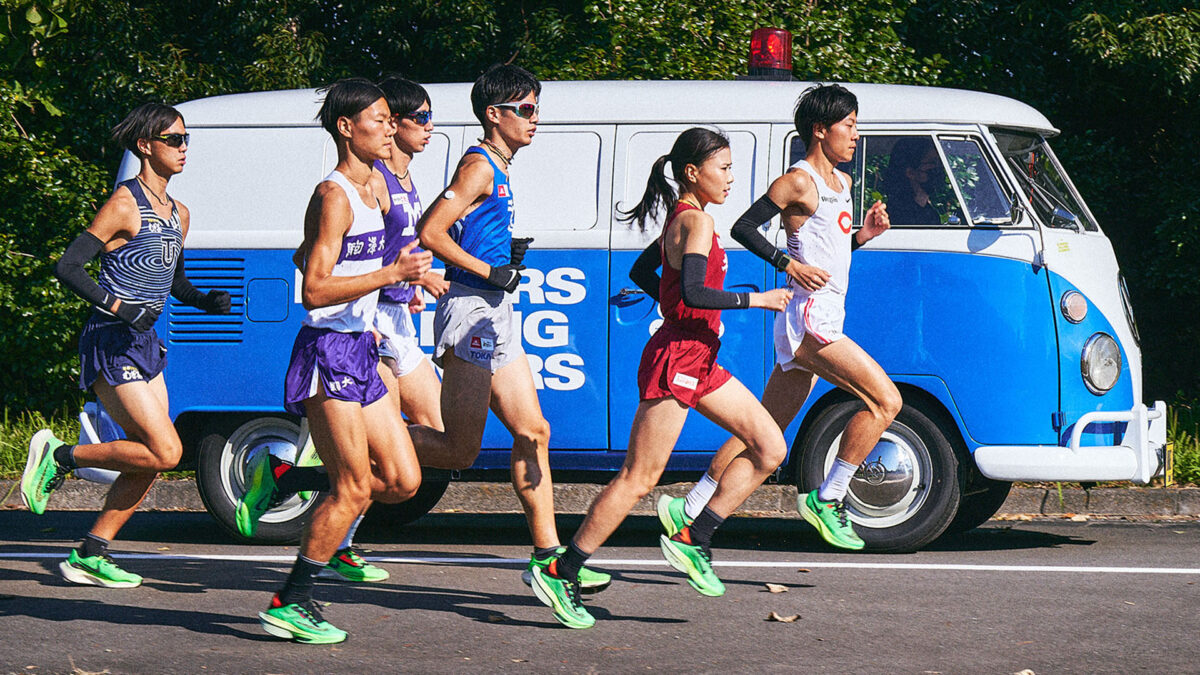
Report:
2,479,1198,517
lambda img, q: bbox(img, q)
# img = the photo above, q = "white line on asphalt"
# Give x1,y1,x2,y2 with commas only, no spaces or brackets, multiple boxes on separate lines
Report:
2,552,1199,574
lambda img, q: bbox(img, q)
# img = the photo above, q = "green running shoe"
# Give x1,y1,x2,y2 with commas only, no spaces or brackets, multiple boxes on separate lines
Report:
522,548,611,592
294,420,323,501
529,560,595,629
59,549,143,588
259,596,347,644
656,495,693,538
659,530,725,597
799,489,865,551
319,547,389,583
22,429,69,515
236,451,280,538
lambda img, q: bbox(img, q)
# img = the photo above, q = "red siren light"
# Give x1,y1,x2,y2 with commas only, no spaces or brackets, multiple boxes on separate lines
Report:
748,28,792,80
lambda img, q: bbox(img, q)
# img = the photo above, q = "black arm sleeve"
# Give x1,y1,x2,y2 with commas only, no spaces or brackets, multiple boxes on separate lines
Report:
629,240,662,302
850,231,864,253
680,253,749,310
730,195,789,271
53,231,113,309
171,255,206,307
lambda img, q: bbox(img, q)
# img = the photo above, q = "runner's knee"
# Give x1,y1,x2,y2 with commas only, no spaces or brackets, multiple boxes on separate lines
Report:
146,434,183,472
511,416,550,451
878,384,903,423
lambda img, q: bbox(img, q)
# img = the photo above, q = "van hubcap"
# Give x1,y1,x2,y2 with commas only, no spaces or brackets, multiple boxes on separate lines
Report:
822,421,932,529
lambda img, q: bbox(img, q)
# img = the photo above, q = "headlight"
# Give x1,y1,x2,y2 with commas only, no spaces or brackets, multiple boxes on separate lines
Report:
1081,333,1121,394
1060,290,1087,323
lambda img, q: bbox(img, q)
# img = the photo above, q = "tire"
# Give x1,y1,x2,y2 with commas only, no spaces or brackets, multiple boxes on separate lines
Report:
195,415,317,544
362,475,450,528
943,477,1012,535
797,400,962,553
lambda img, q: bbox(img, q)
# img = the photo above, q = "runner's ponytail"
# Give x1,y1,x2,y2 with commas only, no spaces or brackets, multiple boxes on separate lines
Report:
620,154,674,232
618,127,730,232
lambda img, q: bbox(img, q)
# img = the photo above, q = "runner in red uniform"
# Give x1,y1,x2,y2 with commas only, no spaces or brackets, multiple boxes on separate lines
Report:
527,128,792,628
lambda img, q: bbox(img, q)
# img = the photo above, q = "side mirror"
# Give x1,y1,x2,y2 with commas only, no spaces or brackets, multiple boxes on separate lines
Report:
1050,207,1080,231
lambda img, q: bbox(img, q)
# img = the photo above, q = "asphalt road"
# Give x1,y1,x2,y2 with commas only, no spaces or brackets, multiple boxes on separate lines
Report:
1,511,1197,674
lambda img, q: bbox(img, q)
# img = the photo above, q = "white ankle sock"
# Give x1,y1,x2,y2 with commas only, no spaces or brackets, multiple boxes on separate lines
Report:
684,472,719,520
818,458,858,502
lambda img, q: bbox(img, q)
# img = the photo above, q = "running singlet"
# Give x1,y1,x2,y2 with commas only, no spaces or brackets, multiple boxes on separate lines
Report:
95,178,183,315
787,159,853,299
657,202,727,337
445,147,513,290
374,159,422,305
303,170,388,333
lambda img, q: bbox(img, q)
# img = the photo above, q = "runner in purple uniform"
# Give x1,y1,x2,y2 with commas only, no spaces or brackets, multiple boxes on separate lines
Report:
251,79,432,645
21,103,231,589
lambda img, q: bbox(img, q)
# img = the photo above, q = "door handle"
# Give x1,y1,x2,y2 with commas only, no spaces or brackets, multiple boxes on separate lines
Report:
618,288,645,296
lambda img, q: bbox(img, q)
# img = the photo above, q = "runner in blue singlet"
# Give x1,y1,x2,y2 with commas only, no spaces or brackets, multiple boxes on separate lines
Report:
21,103,231,589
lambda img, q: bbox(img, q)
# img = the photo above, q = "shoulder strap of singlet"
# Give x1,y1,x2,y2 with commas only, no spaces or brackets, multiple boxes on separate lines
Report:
658,201,701,245
325,169,379,210
465,146,505,176
119,178,151,211
793,159,848,195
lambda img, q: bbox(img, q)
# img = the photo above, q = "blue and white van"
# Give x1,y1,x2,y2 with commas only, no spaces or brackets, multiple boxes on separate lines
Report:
116,80,1166,551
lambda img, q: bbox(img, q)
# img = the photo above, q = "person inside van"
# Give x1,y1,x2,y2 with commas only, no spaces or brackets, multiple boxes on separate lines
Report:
881,137,954,226
248,78,432,644
661,84,899,552
23,103,230,589
527,128,793,629
407,64,611,594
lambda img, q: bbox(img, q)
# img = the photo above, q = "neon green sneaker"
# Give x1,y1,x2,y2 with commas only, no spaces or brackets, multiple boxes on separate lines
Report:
659,530,725,597
294,420,323,501
59,549,143,588
799,489,865,551
22,429,69,515
236,451,280,538
530,560,595,629
522,548,611,592
259,596,347,644
656,495,693,538
319,547,389,583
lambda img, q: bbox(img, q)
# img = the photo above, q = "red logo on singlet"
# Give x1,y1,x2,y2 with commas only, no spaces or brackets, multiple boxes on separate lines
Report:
470,336,481,348
497,185,509,198
837,211,853,234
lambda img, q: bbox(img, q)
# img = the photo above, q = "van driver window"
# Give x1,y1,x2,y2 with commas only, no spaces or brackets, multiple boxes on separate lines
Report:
862,135,961,227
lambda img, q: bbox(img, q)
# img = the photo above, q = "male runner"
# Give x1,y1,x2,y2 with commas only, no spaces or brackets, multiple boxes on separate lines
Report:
408,64,609,590
254,78,431,644
657,84,898,551
22,103,230,587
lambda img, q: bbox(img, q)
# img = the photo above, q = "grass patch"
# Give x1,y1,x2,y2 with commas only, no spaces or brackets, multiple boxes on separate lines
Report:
1167,399,1200,486
0,408,78,479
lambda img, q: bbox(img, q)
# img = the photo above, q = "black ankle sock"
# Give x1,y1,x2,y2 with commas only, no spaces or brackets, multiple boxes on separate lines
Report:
533,546,560,560
271,457,330,494
687,506,725,550
277,555,325,606
554,541,590,582
77,533,109,559
54,444,77,472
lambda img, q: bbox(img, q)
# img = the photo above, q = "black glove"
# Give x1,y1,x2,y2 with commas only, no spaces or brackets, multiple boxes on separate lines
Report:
198,289,232,314
486,264,524,293
510,237,534,266
114,300,160,332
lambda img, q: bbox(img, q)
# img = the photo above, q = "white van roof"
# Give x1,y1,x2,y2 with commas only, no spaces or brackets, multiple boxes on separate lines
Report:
176,80,1058,134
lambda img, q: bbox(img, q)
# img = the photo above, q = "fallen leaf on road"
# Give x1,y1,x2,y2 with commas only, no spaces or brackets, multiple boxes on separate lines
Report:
797,568,810,573
766,611,799,623
486,615,506,623
1014,670,1036,675
1124,601,1135,605
511,659,527,663
765,583,788,593
157,546,170,551
1069,515,1088,522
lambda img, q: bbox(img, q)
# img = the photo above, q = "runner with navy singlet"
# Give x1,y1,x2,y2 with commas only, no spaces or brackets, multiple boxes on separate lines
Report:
407,64,610,594
21,103,231,589
245,79,432,645
661,84,899,552
528,128,792,629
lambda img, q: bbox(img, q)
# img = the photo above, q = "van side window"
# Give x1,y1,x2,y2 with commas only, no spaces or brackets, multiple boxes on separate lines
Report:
938,137,1012,226
787,135,861,223
862,135,961,227
509,130,603,230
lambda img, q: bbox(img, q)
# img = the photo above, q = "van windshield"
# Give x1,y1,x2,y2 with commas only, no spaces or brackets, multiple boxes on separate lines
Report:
992,130,1099,232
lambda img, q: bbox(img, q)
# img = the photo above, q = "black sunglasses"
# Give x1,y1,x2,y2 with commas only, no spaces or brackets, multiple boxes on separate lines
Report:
150,133,190,148
404,110,433,125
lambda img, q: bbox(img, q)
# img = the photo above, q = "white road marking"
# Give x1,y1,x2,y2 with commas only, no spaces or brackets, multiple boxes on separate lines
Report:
2,552,1199,574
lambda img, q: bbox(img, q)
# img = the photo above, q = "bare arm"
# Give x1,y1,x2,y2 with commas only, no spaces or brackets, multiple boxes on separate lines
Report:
417,155,495,280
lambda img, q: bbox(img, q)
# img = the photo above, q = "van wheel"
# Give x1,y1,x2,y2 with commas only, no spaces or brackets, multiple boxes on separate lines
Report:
362,474,451,528
797,400,962,553
196,415,317,544
943,477,1012,535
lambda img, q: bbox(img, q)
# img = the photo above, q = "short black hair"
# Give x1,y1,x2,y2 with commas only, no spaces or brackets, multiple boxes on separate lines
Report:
111,103,184,157
470,64,541,125
793,84,858,147
317,78,387,137
378,74,430,118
